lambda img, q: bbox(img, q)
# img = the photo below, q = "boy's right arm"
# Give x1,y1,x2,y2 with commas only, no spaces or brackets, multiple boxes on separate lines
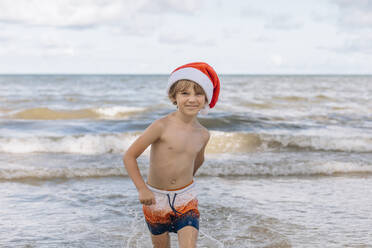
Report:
123,119,164,205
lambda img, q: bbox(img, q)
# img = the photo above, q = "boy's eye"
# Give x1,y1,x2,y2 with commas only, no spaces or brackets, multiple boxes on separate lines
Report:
181,92,189,95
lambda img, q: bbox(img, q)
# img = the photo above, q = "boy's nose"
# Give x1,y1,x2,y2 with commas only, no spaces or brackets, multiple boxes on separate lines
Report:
188,95,197,102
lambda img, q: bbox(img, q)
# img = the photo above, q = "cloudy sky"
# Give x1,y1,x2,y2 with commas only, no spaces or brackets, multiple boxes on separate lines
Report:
0,0,371,74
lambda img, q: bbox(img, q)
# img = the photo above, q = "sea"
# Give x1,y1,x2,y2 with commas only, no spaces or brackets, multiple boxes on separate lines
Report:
0,74,371,248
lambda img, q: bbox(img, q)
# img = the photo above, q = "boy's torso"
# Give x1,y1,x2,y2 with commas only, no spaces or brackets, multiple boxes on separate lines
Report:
147,113,208,190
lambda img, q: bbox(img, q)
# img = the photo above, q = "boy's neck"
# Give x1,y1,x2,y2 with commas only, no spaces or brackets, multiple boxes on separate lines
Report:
173,111,197,124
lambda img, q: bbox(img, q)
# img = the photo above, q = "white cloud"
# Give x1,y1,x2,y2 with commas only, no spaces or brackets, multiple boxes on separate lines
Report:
253,35,275,43
270,54,284,66
0,0,126,27
264,15,303,30
193,38,215,46
220,27,241,39
38,35,76,57
158,32,192,44
0,0,169,38
332,0,372,30
159,35,216,47
318,34,372,55
240,6,265,18
0,0,206,29
0,0,204,40
116,16,161,37
158,30,216,46
0,1,372,74
0,0,170,40
139,0,204,15
0,34,11,42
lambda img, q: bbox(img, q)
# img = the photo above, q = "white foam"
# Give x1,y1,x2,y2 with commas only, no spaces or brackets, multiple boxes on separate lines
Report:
0,166,127,180
259,131,372,153
199,157,372,177
1,159,371,180
207,131,262,153
208,130,372,153
0,133,145,154
1,130,371,154
93,106,145,118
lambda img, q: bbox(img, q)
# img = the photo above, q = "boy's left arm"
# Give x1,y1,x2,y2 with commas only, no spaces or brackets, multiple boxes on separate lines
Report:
193,132,210,176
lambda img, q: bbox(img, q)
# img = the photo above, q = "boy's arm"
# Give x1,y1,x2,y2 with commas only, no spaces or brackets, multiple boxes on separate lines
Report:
123,119,164,205
193,131,210,176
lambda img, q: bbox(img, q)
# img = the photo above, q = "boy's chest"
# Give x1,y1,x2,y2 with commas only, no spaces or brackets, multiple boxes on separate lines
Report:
161,128,204,154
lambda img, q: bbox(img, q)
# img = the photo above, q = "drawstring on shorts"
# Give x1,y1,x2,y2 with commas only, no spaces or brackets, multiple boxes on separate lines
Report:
167,193,183,215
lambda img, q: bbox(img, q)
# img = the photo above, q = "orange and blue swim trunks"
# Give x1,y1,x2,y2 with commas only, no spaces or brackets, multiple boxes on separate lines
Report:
142,181,199,235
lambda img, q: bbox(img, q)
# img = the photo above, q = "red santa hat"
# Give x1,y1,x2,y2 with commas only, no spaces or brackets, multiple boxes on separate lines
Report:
167,62,220,112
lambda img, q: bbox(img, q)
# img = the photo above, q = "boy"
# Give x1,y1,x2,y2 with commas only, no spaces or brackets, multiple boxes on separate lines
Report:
123,62,220,248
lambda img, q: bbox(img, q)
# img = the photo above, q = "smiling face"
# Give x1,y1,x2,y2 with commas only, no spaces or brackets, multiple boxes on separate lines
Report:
168,80,208,116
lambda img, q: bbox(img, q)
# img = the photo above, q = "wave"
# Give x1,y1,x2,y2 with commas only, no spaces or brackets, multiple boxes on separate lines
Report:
5,106,146,120
272,95,336,102
242,102,274,109
0,108,11,117
206,132,262,153
258,133,372,153
198,160,372,177
0,133,141,154
0,132,263,154
0,131,371,154
0,166,126,180
94,106,146,118
199,115,261,130
207,131,372,153
272,96,308,102
1,161,371,180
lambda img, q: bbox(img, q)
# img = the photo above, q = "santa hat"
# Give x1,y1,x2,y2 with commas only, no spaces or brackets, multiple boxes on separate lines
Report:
167,62,220,113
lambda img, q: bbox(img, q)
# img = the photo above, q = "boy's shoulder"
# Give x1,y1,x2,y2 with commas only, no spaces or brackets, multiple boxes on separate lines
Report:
149,117,167,131
199,124,210,142
152,114,172,127
148,114,173,133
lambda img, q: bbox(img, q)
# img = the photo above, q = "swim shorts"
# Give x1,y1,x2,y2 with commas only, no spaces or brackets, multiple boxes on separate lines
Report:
142,181,199,235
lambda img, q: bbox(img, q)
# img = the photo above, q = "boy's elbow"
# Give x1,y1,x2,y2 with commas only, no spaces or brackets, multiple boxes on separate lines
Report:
123,151,128,162
123,151,134,167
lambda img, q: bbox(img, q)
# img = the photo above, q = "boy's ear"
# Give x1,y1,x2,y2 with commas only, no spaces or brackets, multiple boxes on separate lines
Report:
170,96,176,105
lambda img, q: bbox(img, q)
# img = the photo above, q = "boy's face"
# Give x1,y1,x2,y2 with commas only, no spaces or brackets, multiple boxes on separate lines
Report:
175,85,206,116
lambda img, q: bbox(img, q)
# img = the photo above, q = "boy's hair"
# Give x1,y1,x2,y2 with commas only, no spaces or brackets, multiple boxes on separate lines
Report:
168,80,208,105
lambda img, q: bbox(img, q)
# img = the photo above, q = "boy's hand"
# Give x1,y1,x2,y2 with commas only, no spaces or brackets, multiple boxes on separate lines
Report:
138,187,155,205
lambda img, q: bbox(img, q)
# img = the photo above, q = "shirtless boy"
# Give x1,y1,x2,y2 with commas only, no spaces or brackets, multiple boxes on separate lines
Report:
123,62,220,248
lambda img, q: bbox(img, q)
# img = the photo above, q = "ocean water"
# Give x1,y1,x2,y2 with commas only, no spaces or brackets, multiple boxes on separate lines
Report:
0,74,371,247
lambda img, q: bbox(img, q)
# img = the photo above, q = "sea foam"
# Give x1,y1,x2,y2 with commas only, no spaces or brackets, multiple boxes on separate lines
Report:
0,131,371,154
0,133,141,154
1,160,371,180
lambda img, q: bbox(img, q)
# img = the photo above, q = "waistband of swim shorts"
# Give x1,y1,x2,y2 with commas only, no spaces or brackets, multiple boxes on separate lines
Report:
146,180,195,195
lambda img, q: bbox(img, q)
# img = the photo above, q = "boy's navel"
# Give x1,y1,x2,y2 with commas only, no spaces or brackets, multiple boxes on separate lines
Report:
171,179,176,184
168,146,173,150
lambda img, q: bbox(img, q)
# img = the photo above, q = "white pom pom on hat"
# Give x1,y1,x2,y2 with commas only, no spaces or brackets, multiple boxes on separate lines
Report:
167,62,220,113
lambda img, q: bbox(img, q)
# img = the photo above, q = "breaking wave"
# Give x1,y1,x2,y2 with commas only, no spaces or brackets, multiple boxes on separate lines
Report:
0,131,371,154
1,161,371,180
0,166,126,180
6,106,146,120
0,133,140,154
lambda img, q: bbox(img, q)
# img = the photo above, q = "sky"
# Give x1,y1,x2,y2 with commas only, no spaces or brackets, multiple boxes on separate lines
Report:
0,0,372,74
